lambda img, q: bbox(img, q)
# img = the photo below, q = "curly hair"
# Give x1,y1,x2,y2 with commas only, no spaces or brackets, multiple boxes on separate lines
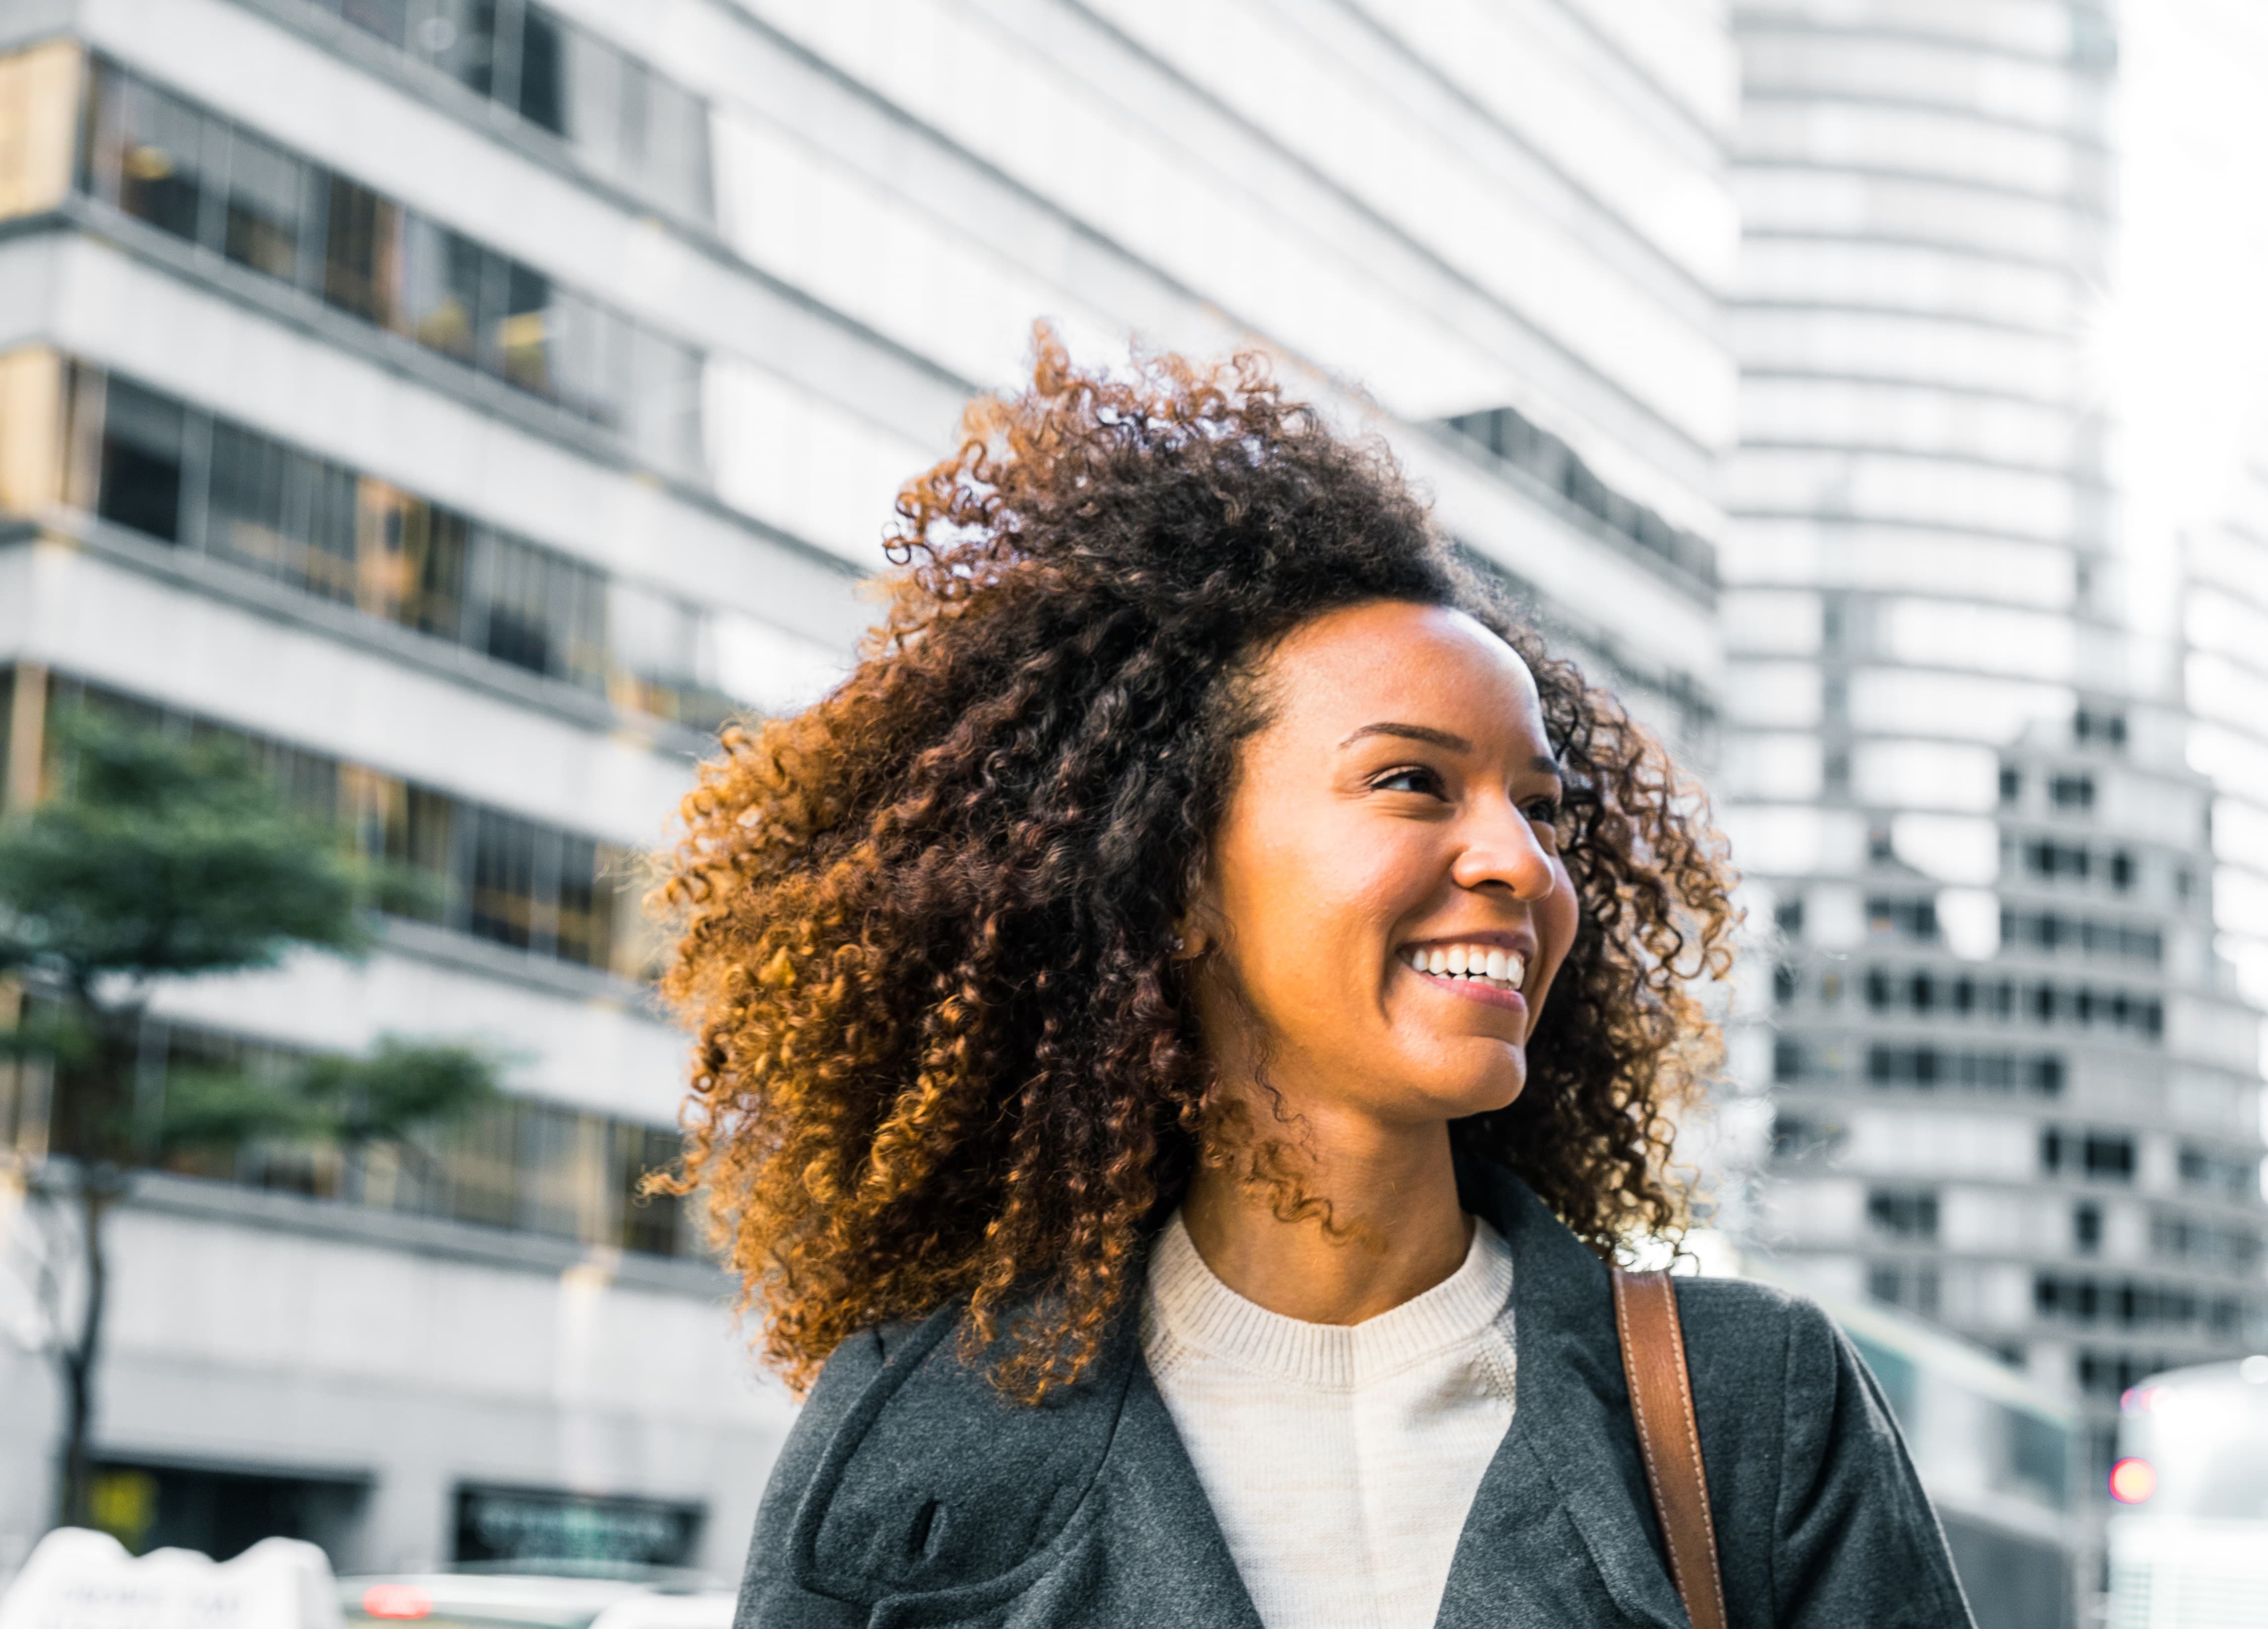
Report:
658,335,1736,1401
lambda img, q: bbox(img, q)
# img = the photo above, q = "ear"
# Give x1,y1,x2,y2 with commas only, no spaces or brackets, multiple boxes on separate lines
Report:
1171,899,1222,962
1173,857,1225,962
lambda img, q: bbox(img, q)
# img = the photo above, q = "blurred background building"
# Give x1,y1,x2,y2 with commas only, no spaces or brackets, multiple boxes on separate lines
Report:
0,0,1741,1582
1717,0,2268,1599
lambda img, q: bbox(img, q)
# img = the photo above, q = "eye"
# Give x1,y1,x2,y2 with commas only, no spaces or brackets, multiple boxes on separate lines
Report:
1372,765,1446,797
1521,795,1563,823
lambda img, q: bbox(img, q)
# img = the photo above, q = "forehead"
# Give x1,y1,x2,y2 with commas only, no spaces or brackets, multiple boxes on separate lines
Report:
1257,600,1547,743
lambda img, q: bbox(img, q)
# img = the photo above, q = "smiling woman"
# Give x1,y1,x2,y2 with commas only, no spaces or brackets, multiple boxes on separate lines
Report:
660,338,1975,1629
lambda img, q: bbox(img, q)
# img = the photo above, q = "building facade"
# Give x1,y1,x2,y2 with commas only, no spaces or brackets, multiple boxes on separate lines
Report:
1720,0,2268,1588
0,0,1739,1582
2189,462,2268,1021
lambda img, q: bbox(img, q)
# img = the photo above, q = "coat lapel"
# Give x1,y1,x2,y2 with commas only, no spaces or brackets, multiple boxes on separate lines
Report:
1433,1162,1689,1629
1089,1363,1269,1629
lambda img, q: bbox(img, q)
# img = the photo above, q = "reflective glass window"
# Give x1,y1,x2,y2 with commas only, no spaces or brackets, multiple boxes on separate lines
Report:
512,3,566,134
335,0,413,50
552,832,611,969
356,480,470,638
218,126,307,282
82,60,703,458
397,215,493,364
471,527,606,687
468,805,541,950
494,262,556,399
321,174,402,327
547,290,626,428
89,67,212,245
63,361,745,725
562,25,630,172
93,376,186,542
423,0,502,96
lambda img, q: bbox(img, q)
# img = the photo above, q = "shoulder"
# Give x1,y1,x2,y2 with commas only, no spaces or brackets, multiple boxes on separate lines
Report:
739,1301,1138,1613
1668,1278,1974,1625
1670,1274,1855,1404
1670,1274,1905,1467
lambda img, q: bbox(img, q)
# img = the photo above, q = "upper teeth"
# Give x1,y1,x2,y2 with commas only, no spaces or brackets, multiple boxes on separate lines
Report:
1405,944,1525,989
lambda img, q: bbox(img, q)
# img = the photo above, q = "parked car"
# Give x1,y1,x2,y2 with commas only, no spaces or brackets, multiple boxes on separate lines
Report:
339,1572,734,1629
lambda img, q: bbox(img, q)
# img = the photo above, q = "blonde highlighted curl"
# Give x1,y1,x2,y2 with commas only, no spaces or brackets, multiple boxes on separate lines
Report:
657,335,1736,1402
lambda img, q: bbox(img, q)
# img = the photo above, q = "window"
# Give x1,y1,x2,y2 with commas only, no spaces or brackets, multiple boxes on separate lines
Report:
81,60,704,459
141,1014,690,1255
85,71,210,243
1866,896,1937,940
2150,1213,2262,1271
1868,1263,1939,1315
1868,1189,1939,1239
1999,766,2021,804
320,173,399,323
2077,1350,2168,1399
2074,708,2126,747
2000,908,2162,965
2044,1128,2135,1182
1440,405,1715,586
2025,839,2090,881
206,420,360,601
2035,1275,2235,1334
2050,773,2094,812
42,674,645,978
1770,1113,1845,1162
2073,1202,2101,1255
314,0,714,223
218,126,309,282
1866,1045,2062,1095
59,362,743,727
2179,1144,2260,1200
358,481,470,638
88,376,185,541
396,216,494,364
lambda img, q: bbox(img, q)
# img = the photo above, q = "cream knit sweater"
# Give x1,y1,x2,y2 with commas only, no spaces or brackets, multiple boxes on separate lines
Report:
1140,1212,1518,1629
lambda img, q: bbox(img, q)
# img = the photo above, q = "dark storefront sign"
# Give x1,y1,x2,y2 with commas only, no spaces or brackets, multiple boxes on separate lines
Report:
453,1484,703,1568
90,1459,368,1561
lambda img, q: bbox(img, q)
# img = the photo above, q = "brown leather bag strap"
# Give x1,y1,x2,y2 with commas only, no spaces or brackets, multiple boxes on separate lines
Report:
1612,1268,1727,1629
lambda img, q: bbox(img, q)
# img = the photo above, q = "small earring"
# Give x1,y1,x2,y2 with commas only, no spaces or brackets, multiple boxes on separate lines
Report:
1171,934,1187,954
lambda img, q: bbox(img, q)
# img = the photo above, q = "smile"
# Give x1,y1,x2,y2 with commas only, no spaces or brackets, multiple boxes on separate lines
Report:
1398,942,1527,993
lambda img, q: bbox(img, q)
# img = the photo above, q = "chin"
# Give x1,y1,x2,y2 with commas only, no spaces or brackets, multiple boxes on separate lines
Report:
1406,1055,1527,1123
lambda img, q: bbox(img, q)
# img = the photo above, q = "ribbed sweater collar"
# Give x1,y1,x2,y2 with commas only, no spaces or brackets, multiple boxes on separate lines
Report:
1145,1209,1513,1390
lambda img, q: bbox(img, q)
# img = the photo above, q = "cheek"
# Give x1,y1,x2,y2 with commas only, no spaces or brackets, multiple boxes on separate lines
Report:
1534,862,1581,993
1224,822,1433,990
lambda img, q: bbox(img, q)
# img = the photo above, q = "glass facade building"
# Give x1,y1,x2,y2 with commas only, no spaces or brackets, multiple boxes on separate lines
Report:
1721,0,2268,1597
0,0,1738,1581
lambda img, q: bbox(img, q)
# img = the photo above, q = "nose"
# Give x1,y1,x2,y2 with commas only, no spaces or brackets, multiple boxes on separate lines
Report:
1448,795,1559,901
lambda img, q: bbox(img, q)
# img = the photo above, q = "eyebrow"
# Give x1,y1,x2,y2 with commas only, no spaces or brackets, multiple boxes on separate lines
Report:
1336,722,1564,779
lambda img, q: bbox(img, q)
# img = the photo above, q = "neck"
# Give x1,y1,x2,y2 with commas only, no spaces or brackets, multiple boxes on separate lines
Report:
1180,1107,1470,1326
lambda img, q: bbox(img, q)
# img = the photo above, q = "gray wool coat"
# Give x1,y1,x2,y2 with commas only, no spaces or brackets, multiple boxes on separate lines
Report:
733,1158,1978,1628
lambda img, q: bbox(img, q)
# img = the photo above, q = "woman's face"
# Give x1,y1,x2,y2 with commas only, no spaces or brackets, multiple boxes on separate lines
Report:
1188,599,1579,1132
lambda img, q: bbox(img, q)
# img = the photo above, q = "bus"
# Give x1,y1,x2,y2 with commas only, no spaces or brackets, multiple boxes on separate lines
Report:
2107,1356,2268,1628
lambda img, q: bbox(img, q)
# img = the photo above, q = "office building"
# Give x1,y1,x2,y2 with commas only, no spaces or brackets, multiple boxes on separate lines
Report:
0,0,1740,1577
1720,0,2268,1587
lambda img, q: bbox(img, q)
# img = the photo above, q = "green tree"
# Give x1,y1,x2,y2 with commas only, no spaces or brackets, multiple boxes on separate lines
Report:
0,714,498,1531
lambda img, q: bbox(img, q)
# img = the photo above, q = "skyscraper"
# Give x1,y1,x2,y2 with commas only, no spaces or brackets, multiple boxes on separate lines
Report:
1722,0,2266,1578
0,0,1738,1576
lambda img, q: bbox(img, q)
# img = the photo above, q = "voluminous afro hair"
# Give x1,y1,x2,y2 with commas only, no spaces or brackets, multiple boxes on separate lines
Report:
659,336,1735,1400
